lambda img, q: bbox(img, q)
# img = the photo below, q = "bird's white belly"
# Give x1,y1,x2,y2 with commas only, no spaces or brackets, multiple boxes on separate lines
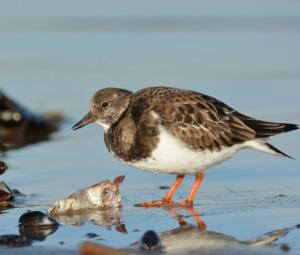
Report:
127,127,245,175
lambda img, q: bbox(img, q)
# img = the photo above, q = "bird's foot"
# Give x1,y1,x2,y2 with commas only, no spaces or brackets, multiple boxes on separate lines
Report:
135,199,172,208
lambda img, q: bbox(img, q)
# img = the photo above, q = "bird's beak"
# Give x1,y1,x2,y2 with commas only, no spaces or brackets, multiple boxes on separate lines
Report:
72,111,95,130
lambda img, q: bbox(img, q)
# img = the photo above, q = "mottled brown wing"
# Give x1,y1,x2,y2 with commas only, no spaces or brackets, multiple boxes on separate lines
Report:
132,87,256,151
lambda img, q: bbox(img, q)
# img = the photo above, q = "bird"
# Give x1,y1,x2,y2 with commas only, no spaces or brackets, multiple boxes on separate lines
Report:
72,86,298,208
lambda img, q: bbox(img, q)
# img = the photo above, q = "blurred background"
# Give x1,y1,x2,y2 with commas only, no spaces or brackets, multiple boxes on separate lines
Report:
0,0,300,252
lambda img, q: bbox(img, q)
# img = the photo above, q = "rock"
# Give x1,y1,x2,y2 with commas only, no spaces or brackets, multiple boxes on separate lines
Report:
19,211,59,241
19,211,59,229
0,181,14,205
0,161,7,175
0,91,63,150
139,230,162,251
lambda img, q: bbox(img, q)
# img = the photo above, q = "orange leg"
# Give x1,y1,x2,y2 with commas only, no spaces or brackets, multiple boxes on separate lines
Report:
166,207,206,231
135,175,185,207
186,207,207,231
173,170,205,208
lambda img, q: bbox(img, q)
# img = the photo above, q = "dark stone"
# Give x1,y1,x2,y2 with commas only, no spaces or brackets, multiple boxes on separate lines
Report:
0,91,63,150
86,233,98,239
19,211,59,241
19,211,59,228
0,181,14,204
281,243,290,252
140,230,162,251
0,161,7,175
158,186,170,190
275,194,287,198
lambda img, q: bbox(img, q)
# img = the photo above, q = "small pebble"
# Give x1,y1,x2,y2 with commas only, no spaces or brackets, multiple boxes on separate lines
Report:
276,194,287,198
281,243,290,252
158,186,169,190
86,233,98,239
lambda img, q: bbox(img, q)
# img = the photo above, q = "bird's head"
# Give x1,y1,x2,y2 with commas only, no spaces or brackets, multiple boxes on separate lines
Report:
72,88,132,131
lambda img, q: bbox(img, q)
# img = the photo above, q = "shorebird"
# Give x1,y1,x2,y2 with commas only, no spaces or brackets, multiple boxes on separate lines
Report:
72,87,298,207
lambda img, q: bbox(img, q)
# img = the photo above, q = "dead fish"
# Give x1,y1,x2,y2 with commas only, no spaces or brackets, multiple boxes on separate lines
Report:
48,176,124,215
0,181,14,205
0,161,7,175
80,225,297,255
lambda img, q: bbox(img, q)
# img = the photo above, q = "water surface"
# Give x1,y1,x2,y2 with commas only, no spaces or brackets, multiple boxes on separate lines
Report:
0,0,300,253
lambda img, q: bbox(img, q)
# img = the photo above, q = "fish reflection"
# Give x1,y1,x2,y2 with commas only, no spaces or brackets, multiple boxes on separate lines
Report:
51,207,127,234
0,91,63,150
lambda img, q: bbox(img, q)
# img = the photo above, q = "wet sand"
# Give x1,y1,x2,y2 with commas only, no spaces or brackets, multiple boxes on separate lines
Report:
0,1,300,254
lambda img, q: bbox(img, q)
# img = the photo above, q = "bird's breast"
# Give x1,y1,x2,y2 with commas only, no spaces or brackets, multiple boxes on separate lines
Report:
107,125,243,175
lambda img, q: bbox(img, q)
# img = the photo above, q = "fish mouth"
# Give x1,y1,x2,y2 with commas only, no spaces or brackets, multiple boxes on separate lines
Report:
113,176,125,187
72,111,95,130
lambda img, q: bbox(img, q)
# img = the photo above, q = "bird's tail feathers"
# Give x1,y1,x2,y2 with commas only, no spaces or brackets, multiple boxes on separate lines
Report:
245,139,294,159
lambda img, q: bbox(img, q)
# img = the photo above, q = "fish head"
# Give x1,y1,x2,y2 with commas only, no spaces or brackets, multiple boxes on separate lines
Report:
100,176,125,208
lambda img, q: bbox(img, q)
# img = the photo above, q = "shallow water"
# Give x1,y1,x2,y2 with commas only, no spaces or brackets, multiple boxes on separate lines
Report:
0,0,300,253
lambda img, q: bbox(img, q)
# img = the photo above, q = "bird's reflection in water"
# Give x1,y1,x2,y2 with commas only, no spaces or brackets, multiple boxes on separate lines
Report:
164,206,206,231
51,207,127,234
80,206,294,255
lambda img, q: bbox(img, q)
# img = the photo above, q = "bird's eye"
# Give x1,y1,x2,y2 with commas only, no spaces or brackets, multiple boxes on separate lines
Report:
101,101,109,108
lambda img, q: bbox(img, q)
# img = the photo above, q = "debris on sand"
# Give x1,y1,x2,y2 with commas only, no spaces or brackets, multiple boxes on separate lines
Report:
48,176,124,215
0,91,63,150
0,181,24,207
0,181,15,206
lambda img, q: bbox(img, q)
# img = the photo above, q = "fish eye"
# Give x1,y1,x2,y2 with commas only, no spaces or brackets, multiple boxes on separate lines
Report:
101,101,109,108
103,188,110,196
